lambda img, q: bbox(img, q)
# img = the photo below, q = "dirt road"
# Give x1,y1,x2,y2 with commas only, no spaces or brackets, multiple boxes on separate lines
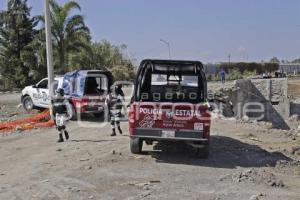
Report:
0,116,299,199
1,88,300,200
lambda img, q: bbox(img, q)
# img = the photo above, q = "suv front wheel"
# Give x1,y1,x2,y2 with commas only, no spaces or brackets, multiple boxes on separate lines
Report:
22,96,34,112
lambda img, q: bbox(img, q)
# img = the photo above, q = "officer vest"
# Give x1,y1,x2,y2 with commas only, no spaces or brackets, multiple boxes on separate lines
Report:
109,95,122,110
52,98,67,114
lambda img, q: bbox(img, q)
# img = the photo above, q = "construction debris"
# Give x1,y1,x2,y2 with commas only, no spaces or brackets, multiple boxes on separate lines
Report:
219,168,285,187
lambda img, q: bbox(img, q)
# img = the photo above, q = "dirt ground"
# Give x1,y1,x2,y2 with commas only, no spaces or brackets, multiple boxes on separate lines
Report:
0,84,300,200
288,78,300,102
0,93,37,122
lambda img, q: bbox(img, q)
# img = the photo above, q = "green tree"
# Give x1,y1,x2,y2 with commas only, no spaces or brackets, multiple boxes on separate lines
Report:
69,40,135,81
29,30,48,80
270,56,280,63
41,0,90,72
110,63,135,81
0,0,38,88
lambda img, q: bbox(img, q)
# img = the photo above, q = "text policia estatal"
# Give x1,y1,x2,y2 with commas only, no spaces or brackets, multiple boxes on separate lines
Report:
139,107,202,117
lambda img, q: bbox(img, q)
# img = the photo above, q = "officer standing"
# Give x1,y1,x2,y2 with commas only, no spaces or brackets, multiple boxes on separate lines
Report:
52,88,72,142
105,85,125,136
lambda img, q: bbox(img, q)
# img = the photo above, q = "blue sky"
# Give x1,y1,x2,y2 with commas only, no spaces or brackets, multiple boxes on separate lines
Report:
1,0,300,63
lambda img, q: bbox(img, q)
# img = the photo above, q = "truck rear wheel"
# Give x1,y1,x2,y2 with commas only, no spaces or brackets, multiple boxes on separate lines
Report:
130,138,143,154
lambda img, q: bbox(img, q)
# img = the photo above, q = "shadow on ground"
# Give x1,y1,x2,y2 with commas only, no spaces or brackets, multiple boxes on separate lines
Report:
71,139,115,143
146,136,291,169
77,114,128,123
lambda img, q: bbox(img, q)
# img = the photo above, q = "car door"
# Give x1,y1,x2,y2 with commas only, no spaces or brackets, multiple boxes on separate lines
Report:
34,78,49,107
31,79,45,107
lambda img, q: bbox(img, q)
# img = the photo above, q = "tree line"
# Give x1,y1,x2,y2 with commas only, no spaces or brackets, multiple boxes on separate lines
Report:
0,0,135,89
206,62,279,81
220,62,279,74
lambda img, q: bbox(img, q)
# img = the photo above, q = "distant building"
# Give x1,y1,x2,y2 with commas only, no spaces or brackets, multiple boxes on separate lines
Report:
279,63,300,74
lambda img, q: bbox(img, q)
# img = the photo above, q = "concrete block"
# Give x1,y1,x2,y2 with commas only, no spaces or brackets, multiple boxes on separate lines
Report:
233,78,289,130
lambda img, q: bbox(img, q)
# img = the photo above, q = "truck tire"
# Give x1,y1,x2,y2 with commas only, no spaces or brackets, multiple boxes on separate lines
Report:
196,142,210,159
130,138,143,154
22,96,34,112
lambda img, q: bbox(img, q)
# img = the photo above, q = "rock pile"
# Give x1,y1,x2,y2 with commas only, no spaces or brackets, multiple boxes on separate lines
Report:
288,114,300,122
275,160,300,176
285,128,300,138
208,85,238,118
219,168,285,187
276,160,300,169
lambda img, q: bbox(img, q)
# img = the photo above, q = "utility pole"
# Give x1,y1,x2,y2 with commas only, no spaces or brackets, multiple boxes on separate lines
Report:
228,53,231,67
44,0,54,118
160,39,171,59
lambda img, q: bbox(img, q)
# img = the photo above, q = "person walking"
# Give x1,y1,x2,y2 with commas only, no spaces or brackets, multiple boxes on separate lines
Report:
115,84,127,116
52,88,72,143
105,85,125,136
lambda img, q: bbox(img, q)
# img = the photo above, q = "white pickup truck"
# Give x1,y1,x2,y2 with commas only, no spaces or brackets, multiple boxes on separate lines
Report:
21,77,63,111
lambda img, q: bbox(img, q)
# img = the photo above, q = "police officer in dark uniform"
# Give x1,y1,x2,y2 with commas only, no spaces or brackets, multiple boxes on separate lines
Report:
115,84,125,98
52,88,72,142
105,85,125,136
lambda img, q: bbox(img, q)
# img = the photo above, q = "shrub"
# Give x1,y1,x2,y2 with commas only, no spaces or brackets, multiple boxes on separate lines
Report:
243,70,257,78
227,69,242,80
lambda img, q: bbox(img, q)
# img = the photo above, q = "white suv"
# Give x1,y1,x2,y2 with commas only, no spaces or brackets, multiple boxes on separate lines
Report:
21,77,63,111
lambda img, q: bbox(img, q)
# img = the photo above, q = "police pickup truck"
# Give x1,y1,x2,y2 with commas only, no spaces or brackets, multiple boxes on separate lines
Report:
128,59,211,158
21,70,113,119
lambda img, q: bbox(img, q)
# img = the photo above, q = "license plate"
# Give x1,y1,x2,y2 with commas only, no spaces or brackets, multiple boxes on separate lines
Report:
194,123,203,131
162,130,175,138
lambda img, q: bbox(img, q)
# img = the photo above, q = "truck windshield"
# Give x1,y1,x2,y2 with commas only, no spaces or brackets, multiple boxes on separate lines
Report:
152,74,198,87
137,63,205,103
85,76,108,95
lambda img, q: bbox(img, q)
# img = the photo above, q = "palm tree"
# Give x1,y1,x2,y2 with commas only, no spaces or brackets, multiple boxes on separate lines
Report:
49,0,90,72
